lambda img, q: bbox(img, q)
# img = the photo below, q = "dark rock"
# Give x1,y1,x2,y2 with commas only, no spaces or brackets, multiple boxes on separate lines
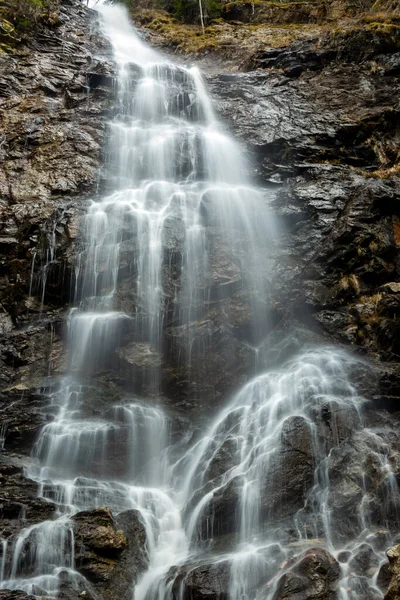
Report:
0,460,56,540
384,545,400,600
263,415,314,521
377,561,391,592
209,56,400,412
366,529,392,553
1,4,400,600
0,0,115,394
198,476,241,540
72,506,148,600
171,561,231,600
0,592,36,600
377,52,400,75
346,575,382,600
202,435,239,482
348,544,380,577
271,548,340,600
197,415,314,541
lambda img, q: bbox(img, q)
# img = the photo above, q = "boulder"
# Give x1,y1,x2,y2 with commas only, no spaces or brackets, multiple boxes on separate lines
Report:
72,507,148,600
384,545,400,600
348,544,380,578
170,561,231,600
271,548,340,600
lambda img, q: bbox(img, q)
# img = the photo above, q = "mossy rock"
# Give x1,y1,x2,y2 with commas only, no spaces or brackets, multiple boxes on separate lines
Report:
325,21,400,60
222,0,326,24
2,0,60,38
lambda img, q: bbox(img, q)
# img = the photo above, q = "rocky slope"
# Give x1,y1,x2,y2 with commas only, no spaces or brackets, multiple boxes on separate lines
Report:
208,46,400,398
0,0,400,597
0,0,120,583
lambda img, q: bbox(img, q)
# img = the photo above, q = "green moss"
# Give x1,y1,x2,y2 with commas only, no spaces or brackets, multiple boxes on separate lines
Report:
0,15,20,51
1,0,59,39
0,41,14,53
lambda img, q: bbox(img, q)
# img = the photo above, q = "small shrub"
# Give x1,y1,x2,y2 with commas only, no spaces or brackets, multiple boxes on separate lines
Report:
2,0,59,31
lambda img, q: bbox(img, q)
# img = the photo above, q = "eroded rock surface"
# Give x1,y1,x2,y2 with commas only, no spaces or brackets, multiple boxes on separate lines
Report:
72,507,147,600
0,0,114,394
0,2,400,599
170,561,231,600
208,51,400,406
0,0,116,579
385,545,400,600
0,591,36,600
270,548,340,600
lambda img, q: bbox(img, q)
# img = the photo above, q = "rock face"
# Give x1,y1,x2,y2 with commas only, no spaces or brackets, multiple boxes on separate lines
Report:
0,592,36,600
0,461,56,540
270,548,340,600
0,0,118,586
0,0,114,391
208,40,400,407
196,414,315,539
170,548,341,600
1,0,399,420
72,507,148,600
384,545,400,600
0,2,400,600
170,561,231,600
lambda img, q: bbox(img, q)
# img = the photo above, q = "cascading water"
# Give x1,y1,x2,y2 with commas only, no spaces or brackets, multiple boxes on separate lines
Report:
1,3,398,600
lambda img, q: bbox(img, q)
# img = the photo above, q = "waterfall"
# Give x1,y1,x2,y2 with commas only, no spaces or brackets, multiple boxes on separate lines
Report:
0,3,397,600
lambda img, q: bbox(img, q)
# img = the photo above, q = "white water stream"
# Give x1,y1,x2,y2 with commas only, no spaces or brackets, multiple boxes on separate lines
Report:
0,4,398,600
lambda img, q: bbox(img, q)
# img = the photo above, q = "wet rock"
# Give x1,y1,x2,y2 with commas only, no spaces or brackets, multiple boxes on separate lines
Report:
164,316,254,411
202,435,239,482
197,415,314,541
0,386,49,455
0,0,114,398
348,544,380,577
271,548,340,600
210,57,400,410
320,422,400,545
263,415,314,521
171,560,231,600
115,342,163,388
194,474,241,540
377,561,391,592
347,575,382,600
384,545,400,600
0,462,56,540
366,530,392,553
1,5,400,600
0,592,36,600
244,39,335,74
72,507,147,600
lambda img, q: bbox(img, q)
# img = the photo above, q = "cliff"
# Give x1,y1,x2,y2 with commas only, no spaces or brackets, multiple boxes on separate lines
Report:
0,0,400,598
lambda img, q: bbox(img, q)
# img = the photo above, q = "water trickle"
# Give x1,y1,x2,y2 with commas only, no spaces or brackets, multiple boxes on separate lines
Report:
1,3,397,600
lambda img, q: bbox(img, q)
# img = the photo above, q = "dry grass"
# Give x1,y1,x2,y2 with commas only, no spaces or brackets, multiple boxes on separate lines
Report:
357,164,400,180
0,0,59,51
339,274,361,295
131,0,400,60
134,6,322,55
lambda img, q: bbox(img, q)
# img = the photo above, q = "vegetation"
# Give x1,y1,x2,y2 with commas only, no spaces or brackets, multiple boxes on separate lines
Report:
0,0,59,51
1,0,398,59
122,0,398,28
116,0,399,63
